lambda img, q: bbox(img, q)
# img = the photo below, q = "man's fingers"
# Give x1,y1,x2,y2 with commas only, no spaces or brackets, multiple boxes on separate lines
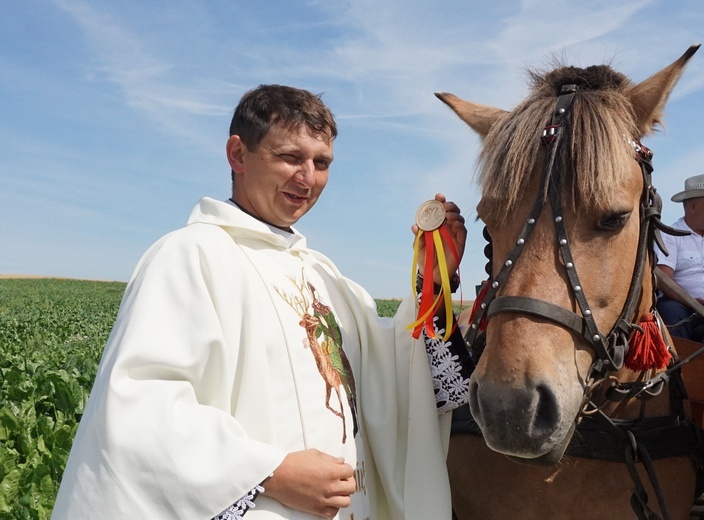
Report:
331,461,354,481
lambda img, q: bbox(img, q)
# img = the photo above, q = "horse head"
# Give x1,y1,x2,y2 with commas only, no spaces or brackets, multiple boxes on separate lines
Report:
439,45,699,465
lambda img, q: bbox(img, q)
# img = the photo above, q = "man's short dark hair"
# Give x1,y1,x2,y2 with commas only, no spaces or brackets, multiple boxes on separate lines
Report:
230,84,337,150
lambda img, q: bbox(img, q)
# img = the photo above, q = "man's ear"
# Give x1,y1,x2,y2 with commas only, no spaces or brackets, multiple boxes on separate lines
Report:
226,135,246,174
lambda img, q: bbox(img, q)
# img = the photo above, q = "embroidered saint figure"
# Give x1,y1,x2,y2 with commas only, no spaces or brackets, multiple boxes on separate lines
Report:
308,282,358,440
276,274,358,443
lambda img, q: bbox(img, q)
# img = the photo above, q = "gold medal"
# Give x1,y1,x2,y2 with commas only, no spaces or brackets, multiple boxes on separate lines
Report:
409,198,456,341
415,199,446,231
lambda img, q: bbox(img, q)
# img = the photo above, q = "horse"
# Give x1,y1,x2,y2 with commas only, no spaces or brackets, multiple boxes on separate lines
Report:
439,45,703,520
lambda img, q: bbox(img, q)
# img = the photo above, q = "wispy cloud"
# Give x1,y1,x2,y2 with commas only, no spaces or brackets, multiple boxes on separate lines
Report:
3,0,704,296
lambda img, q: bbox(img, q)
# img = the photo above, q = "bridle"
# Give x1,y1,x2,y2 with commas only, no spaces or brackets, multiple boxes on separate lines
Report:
464,83,678,381
458,80,704,520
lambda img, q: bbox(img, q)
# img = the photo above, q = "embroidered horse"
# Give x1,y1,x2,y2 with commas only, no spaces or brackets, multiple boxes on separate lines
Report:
441,45,703,519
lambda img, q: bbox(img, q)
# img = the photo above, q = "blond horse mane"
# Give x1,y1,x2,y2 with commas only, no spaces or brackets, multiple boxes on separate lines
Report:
479,63,643,223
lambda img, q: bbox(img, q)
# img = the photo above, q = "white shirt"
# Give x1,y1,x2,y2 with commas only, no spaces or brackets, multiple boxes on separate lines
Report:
656,216,704,299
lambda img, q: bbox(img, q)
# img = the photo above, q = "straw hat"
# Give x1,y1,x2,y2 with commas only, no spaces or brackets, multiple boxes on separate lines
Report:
671,174,704,202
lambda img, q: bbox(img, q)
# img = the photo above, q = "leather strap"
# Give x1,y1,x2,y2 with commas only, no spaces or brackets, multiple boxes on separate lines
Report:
655,265,704,317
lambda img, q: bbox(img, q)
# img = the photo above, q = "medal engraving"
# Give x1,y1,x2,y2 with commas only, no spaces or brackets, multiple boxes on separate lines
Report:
415,199,446,231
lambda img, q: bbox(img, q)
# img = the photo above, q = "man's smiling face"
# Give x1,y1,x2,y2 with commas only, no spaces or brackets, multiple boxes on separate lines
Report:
227,122,334,230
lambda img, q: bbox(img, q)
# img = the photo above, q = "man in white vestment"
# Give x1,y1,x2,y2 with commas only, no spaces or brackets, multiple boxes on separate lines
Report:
51,84,471,520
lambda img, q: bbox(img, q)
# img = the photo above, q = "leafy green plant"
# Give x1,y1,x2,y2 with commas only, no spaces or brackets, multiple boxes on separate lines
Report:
375,299,402,317
0,279,123,519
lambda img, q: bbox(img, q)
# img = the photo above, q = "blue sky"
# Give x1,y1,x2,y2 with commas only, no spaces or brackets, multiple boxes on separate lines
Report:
1,1,704,298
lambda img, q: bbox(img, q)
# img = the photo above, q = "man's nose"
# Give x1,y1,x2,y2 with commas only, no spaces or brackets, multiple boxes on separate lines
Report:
294,161,315,187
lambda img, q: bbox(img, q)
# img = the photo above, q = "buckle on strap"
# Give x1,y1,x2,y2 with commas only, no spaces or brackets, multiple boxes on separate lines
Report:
542,84,578,143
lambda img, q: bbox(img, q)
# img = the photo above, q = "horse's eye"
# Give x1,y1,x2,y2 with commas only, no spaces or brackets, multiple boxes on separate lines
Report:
598,212,630,231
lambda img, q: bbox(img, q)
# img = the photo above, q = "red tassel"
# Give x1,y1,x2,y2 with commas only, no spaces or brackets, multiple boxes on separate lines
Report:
625,313,671,371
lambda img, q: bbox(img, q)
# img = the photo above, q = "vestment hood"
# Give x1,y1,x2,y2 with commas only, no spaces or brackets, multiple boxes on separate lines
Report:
187,196,308,251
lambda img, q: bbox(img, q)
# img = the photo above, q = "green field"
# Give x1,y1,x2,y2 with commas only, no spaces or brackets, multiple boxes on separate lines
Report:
0,279,124,519
0,278,410,518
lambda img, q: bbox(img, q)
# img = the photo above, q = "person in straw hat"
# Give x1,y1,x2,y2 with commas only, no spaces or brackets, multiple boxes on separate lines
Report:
656,173,704,341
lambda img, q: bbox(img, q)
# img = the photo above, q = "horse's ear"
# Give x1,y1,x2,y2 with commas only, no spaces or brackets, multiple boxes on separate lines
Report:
627,44,700,136
435,92,507,137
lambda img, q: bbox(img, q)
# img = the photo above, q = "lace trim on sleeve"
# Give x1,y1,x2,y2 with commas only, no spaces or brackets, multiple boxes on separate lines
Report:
424,314,474,414
213,484,265,519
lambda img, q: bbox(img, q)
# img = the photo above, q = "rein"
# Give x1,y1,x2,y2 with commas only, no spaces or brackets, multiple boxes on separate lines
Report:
656,265,704,318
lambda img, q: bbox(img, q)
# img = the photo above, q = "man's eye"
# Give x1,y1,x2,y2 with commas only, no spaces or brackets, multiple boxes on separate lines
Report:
280,154,299,163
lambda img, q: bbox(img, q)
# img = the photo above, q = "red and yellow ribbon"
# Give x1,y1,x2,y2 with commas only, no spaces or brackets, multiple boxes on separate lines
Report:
408,224,459,342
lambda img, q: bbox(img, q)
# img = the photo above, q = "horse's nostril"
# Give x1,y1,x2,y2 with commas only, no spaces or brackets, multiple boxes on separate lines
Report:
467,379,481,422
533,384,560,435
